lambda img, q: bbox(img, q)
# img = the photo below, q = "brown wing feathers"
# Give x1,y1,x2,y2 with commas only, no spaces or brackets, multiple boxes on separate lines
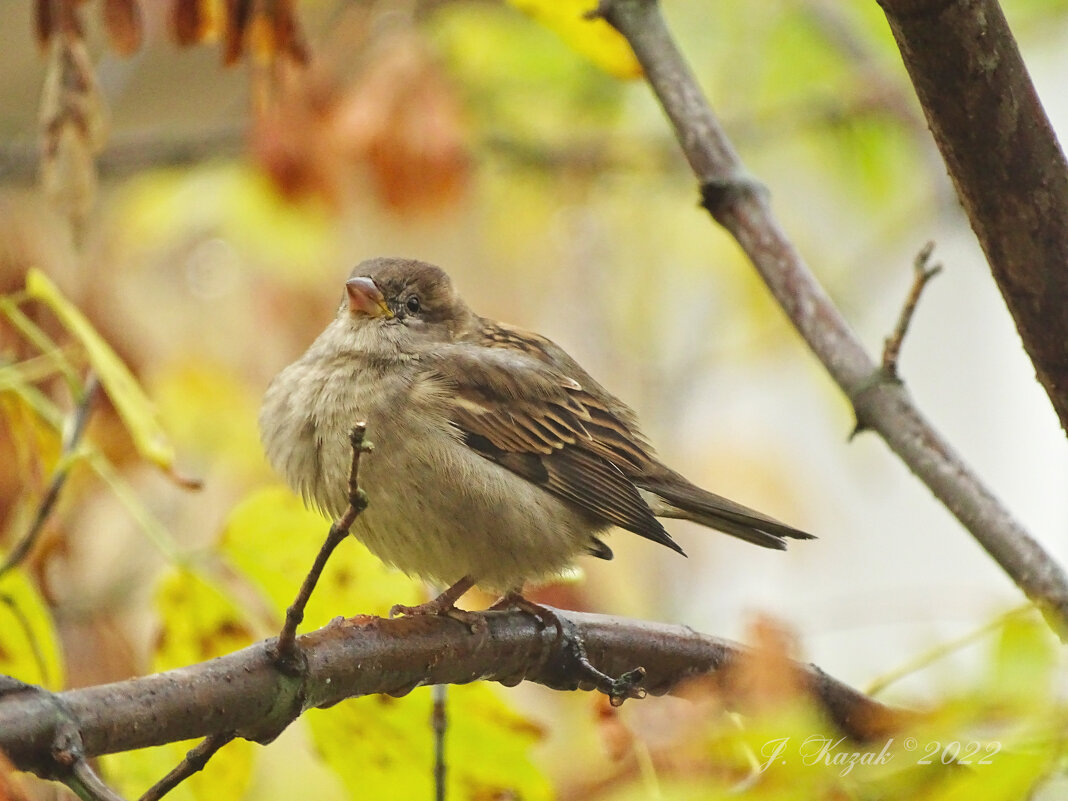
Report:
426,338,810,554
428,345,684,553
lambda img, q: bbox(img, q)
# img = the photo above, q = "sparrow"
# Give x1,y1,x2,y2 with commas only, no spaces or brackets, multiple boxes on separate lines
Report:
259,257,813,619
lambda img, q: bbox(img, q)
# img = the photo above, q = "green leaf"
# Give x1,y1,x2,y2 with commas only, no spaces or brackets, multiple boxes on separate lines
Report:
309,684,550,801
24,268,176,471
986,614,1056,711
932,742,1059,801
0,561,64,689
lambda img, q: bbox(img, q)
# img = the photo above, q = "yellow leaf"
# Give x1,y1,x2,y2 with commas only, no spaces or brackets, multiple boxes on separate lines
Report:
113,166,335,287
152,568,255,670
100,568,256,800
152,360,266,479
222,490,549,797
220,486,421,625
309,684,550,801
0,391,62,483
24,268,175,470
101,739,255,801
0,561,65,689
508,0,642,79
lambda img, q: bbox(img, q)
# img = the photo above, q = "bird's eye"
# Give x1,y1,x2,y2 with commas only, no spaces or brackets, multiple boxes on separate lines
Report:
405,295,421,314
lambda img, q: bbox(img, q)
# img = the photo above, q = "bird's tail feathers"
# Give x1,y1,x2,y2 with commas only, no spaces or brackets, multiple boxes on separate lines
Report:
639,474,814,550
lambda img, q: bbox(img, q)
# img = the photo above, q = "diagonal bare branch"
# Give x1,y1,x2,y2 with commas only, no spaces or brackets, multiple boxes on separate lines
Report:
594,0,1068,636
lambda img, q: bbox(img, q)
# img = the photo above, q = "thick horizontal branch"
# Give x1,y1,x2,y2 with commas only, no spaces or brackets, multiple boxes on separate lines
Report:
878,0,1068,436
597,0,1068,635
0,610,904,777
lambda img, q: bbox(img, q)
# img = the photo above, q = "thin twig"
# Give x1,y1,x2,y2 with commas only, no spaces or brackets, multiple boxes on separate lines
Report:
432,684,447,801
865,604,1033,696
882,242,942,378
53,722,130,801
0,373,99,578
270,423,371,671
137,732,235,801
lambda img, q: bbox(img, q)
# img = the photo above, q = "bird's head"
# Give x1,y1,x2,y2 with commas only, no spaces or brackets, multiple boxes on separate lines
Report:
340,257,476,353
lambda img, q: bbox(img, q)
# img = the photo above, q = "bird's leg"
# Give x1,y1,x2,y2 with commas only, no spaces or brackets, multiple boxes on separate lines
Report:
489,590,645,705
390,576,486,633
487,589,562,637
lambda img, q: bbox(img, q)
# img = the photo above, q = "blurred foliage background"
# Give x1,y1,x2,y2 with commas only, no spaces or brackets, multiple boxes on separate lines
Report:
2,0,1068,798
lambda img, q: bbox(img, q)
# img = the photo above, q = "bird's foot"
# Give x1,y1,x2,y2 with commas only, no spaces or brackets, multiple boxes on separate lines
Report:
388,576,486,634
388,600,487,634
489,592,646,705
487,591,563,637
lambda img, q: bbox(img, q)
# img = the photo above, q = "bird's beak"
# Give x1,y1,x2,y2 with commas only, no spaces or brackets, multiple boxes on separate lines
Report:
346,277,394,318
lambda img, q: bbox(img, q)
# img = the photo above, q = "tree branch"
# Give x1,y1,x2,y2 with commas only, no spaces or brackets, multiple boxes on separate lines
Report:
881,242,942,380
0,610,907,778
878,0,1068,436
594,0,1068,635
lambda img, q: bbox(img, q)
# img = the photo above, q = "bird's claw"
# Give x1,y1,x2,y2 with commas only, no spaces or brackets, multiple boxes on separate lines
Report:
389,600,488,635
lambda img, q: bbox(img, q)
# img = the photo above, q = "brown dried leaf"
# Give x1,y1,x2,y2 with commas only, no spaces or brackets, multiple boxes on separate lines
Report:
274,0,309,65
38,35,108,225
251,68,343,204
222,0,251,65
336,33,470,213
672,614,807,719
171,0,218,46
33,0,52,49
594,694,635,761
103,0,143,55
252,31,467,213
34,0,85,49
246,12,273,62
223,0,308,66
736,614,807,711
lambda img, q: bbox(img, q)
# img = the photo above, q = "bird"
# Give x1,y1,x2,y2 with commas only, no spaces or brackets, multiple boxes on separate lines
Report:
259,257,813,621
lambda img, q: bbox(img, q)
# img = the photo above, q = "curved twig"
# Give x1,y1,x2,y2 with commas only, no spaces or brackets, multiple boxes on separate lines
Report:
881,242,942,380
270,424,371,670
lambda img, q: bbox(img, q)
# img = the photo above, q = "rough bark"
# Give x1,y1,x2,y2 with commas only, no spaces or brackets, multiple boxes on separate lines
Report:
878,0,1068,435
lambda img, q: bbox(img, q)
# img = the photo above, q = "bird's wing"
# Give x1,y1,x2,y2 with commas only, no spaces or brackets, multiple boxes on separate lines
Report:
421,343,683,555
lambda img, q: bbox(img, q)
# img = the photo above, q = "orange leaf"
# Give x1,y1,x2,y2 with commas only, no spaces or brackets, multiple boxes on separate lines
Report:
337,33,470,213
102,0,143,55
171,0,219,46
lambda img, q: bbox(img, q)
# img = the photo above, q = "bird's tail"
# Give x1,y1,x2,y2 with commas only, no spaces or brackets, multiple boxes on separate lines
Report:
638,471,814,550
